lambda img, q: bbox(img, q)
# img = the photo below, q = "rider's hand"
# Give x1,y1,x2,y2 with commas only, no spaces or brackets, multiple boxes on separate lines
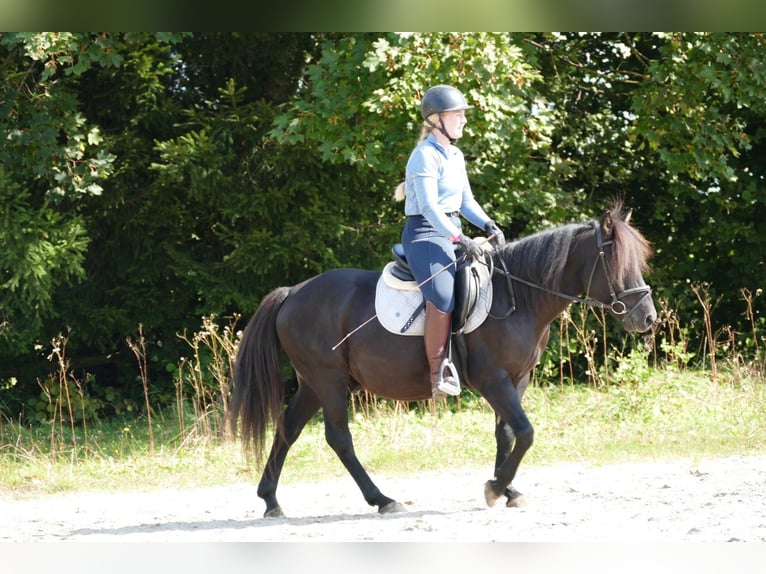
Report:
484,220,506,247
457,236,484,260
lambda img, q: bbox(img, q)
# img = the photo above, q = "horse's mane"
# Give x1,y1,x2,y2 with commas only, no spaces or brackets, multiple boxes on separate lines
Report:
494,202,652,308
501,223,583,290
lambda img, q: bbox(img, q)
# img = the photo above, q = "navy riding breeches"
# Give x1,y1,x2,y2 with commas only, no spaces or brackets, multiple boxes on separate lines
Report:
401,214,461,313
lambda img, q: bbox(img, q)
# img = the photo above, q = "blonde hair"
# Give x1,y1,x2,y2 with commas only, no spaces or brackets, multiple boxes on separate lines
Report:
393,181,406,202
393,116,438,201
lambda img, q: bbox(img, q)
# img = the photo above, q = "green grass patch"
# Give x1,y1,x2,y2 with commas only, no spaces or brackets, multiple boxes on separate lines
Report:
524,370,766,465
2,369,765,497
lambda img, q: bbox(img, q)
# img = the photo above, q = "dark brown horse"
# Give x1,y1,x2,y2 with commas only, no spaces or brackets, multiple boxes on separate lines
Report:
229,202,656,517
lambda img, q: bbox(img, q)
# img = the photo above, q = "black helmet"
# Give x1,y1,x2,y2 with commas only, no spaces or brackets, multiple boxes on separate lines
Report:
420,85,473,120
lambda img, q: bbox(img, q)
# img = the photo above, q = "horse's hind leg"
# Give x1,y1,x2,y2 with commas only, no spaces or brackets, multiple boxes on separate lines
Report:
321,387,406,514
257,382,321,518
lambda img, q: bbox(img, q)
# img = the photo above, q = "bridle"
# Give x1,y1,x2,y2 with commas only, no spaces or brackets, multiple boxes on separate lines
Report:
585,223,653,321
489,222,652,322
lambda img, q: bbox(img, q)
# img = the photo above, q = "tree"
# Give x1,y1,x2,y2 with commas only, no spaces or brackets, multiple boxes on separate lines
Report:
4,32,766,419
0,33,120,357
630,33,766,329
519,33,766,353
270,33,561,236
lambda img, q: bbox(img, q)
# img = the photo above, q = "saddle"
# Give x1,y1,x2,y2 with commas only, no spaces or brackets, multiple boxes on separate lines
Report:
375,240,493,336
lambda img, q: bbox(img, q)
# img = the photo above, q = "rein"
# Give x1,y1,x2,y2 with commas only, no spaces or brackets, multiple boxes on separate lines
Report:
490,223,652,322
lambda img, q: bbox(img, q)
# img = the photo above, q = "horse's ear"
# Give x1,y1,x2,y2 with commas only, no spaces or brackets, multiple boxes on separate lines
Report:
602,209,614,237
622,208,633,225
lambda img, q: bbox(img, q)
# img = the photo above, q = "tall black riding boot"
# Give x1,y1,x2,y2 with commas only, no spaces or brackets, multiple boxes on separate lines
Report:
423,301,461,398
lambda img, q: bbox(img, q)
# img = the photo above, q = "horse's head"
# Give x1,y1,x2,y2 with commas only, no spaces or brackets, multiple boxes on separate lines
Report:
584,203,657,332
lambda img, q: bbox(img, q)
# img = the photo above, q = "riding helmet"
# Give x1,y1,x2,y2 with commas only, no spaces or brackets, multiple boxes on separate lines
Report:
420,85,473,120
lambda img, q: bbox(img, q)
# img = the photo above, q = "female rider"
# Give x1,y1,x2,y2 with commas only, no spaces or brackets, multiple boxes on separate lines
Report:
395,84,505,398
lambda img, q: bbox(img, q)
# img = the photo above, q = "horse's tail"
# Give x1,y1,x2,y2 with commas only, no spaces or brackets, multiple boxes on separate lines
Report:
228,286,291,465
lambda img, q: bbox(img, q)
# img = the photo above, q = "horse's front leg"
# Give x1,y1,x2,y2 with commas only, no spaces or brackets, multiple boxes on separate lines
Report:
492,373,531,507
493,416,526,507
482,375,534,508
321,388,406,514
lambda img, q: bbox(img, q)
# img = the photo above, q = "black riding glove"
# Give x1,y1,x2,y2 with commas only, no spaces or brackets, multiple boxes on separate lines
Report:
484,220,506,247
457,236,484,260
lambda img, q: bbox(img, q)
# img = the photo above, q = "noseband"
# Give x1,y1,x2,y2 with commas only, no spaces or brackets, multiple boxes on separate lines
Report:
491,223,652,322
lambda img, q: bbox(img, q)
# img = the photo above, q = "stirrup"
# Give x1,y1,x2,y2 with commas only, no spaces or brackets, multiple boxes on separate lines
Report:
436,358,461,396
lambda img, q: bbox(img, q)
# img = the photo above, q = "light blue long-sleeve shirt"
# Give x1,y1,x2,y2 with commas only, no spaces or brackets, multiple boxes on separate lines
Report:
403,133,491,240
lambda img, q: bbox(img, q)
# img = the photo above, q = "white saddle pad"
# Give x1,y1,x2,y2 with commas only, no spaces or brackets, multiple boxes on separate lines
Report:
375,261,493,336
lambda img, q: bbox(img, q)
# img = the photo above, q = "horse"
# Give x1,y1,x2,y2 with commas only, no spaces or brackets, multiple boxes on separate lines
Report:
228,201,657,517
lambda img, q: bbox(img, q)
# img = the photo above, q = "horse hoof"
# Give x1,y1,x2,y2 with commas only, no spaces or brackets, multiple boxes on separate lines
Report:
379,501,407,514
504,486,525,507
484,480,501,508
264,505,285,518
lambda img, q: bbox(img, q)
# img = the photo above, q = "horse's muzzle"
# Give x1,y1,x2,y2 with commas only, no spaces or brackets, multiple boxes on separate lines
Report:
619,287,657,332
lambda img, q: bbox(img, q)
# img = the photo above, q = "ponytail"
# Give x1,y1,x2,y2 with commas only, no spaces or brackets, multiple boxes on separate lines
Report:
393,182,405,201
418,116,436,143
394,118,436,202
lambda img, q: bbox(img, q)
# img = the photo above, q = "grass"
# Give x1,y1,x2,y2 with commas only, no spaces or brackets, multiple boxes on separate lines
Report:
524,370,766,465
2,367,765,497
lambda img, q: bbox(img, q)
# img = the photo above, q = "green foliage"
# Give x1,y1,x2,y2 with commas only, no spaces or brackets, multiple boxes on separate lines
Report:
0,33,118,356
270,32,556,232
608,347,653,386
2,32,766,421
632,33,764,182
0,32,191,403
0,171,90,353
627,33,766,330
659,339,696,370
26,375,105,425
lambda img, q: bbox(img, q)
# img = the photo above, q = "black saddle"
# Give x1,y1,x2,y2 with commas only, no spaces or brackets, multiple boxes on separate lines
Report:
390,243,483,334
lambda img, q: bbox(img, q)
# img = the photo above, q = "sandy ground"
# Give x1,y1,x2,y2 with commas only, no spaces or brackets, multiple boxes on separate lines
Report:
2,454,766,543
